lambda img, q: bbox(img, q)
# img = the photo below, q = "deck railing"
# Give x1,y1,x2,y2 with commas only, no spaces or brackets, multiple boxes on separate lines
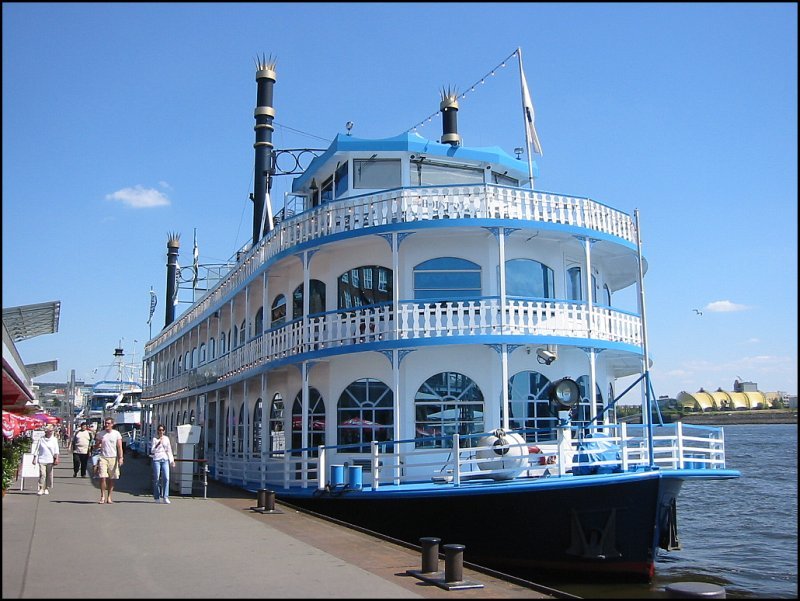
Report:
147,184,636,355
210,420,729,492
144,299,642,399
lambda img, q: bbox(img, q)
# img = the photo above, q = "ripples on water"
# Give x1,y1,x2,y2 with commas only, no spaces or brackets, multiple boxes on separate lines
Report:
538,424,798,599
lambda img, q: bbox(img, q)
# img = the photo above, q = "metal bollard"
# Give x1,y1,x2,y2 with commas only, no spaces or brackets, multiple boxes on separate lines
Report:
203,464,209,499
443,544,465,583
419,537,441,574
257,489,269,509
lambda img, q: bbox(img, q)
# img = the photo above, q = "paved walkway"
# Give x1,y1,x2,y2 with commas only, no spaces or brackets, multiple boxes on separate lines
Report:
3,444,569,599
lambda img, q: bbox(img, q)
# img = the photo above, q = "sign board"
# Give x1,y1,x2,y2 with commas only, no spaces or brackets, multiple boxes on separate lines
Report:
19,453,39,489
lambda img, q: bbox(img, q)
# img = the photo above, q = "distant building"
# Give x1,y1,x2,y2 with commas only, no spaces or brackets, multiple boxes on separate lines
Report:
677,384,767,412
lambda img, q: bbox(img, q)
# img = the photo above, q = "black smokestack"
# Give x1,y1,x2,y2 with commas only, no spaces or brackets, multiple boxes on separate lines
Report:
252,54,277,245
165,232,180,327
440,87,461,147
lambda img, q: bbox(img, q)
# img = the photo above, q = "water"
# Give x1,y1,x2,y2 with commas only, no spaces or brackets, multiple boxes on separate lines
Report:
536,424,798,599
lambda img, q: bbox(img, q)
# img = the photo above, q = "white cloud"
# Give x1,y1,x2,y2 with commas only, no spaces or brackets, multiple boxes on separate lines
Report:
158,181,173,190
105,185,170,208
704,300,750,313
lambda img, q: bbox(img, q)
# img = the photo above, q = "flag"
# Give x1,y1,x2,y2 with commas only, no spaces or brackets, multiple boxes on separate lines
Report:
192,229,199,288
147,289,157,325
520,67,543,155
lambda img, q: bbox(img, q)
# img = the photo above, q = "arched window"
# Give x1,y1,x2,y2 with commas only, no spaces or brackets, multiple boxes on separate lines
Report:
199,343,206,364
338,266,392,309
239,319,246,346
293,280,327,318
219,332,226,356
576,375,604,427
237,404,246,455
182,410,188,425
413,257,481,300
567,266,582,301
291,388,325,456
414,372,483,449
271,295,287,326
232,325,239,348
253,398,263,455
337,379,394,452
208,337,216,360
505,259,555,298
254,307,264,336
507,371,556,442
225,404,235,454
269,393,285,457
184,350,192,370
177,355,183,374
191,347,198,368
602,283,612,307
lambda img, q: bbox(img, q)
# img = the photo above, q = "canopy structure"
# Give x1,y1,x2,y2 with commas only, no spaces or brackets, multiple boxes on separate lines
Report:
2,410,46,439
2,301,61,413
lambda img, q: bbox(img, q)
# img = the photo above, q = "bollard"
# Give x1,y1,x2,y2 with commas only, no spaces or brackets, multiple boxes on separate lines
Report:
443,543,465,584
264,490,276,511
203,464,209,500
252,488,282,514
419,537,441,574
257,489,269,509
665,582,726,599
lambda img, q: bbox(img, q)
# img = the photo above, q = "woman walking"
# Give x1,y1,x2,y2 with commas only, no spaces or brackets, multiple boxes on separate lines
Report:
33,426,60,495
151,425,175,503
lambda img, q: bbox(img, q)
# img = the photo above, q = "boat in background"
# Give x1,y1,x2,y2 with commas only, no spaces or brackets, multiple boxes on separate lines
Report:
81,346,142,446
141,50,739,582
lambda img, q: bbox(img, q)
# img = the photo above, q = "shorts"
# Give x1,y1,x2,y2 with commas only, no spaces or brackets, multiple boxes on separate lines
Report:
97,456,120,479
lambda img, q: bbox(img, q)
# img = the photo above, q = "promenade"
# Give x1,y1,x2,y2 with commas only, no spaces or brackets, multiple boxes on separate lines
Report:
2,443,569,599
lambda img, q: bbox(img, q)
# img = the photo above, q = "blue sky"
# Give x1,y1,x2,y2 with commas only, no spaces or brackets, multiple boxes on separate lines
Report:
3,3,797,399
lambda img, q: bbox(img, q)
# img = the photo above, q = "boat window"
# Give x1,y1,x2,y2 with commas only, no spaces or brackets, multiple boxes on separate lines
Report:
414,372,484,449
334,161,348,197
253,398,263,455
199,343,206,364
567,266,582,301
237,404,245,456
192,347,198,368
575,376,604,428
353,159,401,189
185,350,192,370
271,294,286,326
232,325,239,348
338,266,392,309
603,283,611,307
491,171,519,187
224,403,234,455
337,379,394,452
291,388,325,456
178,355,182,375
208,337,215,360
269,393,285,457
292,280,327,318
410,159,484,186
413,257,481,300
507,371,555,442
320,176,334,204
182,410,188,425
219,332,226,356
239,319,246,346
254,307,263,335
505,259,555,298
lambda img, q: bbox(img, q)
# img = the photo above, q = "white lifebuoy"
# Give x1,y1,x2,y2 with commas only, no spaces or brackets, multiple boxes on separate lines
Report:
476,429,529,478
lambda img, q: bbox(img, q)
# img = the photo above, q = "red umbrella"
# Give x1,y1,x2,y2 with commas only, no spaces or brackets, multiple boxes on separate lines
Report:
33,412,59,425
2,411,22,439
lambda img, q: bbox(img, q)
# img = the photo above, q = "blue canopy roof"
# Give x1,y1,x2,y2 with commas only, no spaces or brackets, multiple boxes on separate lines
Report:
292,131,528,192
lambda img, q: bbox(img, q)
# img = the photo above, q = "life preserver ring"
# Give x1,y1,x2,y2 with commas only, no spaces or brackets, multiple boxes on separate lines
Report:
528,445,557,465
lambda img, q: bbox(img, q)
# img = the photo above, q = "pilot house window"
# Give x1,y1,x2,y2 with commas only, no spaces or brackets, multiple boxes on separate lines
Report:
353,159,401,189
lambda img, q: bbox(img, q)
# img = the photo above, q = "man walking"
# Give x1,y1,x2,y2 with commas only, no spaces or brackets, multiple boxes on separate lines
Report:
33,426,60,495
94,417,123,504
70,422,93,477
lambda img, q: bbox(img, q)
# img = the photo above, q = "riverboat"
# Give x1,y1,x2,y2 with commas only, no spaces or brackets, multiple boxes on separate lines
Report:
141,50,739,582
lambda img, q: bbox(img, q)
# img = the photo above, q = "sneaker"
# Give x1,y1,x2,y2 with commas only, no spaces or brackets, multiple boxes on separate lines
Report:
37,489,44,496
154,498,160,503
44,489,50,495
163,498,170,504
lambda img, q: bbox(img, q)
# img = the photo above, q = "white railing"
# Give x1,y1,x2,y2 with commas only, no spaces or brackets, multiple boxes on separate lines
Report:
208,421,729,492
146,184,636,356
144,299,642,399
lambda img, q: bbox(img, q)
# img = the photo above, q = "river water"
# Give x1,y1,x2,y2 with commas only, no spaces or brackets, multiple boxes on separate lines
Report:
536,423,798,599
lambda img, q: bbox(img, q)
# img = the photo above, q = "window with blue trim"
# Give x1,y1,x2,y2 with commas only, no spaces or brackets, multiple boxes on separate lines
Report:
414,257,481,300
337,379,394,452
338,266,392,309
414,372,484,449
506,259,555,298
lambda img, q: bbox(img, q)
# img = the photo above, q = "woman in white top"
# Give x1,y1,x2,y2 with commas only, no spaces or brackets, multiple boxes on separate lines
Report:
150,425,175,503
33,426,60,495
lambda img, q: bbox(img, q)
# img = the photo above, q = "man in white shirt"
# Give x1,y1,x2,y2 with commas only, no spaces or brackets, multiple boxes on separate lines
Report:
70,422,93,477
93,417,124,504
33,426,60,495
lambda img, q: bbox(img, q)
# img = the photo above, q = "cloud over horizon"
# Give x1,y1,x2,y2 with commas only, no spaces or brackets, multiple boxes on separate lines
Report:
105,185,171,208
704,300,750,313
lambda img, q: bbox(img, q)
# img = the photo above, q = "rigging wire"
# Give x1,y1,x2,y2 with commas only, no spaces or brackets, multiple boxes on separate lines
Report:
406,48,519,133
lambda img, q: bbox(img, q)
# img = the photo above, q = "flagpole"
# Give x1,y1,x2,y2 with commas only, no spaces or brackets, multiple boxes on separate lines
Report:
517,47,535,189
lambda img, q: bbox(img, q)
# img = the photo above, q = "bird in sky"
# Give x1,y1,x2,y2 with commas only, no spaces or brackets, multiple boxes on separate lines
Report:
693,308,703,315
